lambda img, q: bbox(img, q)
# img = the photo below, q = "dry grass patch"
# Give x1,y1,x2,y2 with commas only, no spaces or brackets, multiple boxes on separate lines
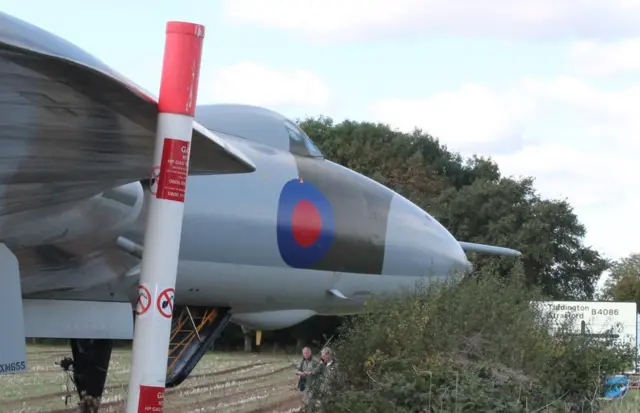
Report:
1,346,303,413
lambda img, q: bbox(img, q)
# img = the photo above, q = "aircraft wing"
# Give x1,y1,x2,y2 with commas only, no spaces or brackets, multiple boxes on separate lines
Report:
459,241,522,257
0,12,255,217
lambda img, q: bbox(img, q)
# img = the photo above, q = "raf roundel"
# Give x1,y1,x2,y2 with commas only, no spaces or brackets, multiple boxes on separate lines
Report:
277,179,335,268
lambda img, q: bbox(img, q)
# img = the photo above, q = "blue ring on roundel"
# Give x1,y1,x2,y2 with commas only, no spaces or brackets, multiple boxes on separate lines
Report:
277,179,335,268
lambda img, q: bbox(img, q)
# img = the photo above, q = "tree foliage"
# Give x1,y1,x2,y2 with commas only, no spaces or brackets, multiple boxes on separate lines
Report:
299,117,609,299
314,268,636,413
601,253,640,309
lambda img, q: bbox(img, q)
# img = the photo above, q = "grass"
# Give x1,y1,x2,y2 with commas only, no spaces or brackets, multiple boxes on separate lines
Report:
603,390,640,413
0,345,303,412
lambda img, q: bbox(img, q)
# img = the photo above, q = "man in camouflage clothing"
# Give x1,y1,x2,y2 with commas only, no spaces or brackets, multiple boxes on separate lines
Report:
303,347,338,411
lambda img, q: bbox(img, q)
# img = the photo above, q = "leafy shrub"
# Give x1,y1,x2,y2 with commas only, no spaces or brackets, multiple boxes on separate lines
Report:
315,267,636,412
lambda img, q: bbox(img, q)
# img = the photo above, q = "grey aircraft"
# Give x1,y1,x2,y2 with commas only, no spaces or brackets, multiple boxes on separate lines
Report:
0,11,521,409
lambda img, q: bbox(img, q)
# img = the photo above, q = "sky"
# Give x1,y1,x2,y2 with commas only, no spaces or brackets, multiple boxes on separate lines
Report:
2,1,640,270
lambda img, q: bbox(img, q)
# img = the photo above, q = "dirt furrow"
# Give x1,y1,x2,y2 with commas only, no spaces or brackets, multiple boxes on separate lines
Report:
185,360,271,382
11,361,276,409
45,365,292,413
244,394,302,413
167,365,290,396
165,377,294,413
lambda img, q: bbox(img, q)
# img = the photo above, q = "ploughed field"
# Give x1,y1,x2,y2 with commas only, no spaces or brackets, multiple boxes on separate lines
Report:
0,346,301,412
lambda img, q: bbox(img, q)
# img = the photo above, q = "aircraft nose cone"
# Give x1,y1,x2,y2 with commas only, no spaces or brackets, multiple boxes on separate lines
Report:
445,237,473,275
382,194,472,278
428,216,472,275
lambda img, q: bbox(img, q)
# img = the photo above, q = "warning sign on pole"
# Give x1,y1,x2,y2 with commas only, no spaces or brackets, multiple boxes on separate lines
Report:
135,285,152,316
137,384,164,413
155,138,190,203
156,287,175,319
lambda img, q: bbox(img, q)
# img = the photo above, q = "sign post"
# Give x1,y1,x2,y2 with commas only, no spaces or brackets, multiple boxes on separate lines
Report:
125,21,205,413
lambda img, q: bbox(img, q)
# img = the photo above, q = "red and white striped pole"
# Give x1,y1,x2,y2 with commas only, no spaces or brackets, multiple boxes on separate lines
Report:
125,21,205,413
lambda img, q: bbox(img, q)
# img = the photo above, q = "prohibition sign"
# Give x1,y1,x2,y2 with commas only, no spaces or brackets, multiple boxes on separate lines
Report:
135,285,151,316
156,287,175,319
150,166,161,195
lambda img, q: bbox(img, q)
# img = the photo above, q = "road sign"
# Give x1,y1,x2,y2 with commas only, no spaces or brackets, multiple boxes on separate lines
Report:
536,301,637,345
135,285,151,316
156,287,175,319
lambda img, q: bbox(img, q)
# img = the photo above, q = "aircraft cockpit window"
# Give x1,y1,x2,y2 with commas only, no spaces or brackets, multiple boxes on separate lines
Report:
285,121,303,142
304,135,323,157
284,120,323,158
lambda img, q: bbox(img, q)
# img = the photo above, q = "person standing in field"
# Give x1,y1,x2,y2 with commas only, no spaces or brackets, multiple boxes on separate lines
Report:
295,347,316,393
317,347,338,394
303,347,338,411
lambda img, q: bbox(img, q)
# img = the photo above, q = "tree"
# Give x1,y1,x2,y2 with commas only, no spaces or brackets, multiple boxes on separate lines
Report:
432,177,609,299
298,117,609,300
601,254,640,308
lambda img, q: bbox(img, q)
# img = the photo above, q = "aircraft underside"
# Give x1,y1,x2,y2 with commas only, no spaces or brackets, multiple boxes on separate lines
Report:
65,306,232,406
34,307,231,412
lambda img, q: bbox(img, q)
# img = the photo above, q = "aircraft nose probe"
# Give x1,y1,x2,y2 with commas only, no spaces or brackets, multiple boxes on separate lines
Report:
456,241,522,274
459,241,522,257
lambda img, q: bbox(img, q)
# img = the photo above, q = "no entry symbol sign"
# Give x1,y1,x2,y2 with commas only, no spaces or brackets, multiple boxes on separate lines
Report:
156,287,175,319
135,285,151,316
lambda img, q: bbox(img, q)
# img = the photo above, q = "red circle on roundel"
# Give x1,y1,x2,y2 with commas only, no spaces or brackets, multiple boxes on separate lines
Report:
292,200,322,247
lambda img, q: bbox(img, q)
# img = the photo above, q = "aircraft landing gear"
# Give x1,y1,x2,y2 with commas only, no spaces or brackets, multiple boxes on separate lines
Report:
65,339,113,413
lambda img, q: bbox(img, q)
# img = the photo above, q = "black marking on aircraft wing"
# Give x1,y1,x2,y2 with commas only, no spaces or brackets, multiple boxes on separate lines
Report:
291,155,393,275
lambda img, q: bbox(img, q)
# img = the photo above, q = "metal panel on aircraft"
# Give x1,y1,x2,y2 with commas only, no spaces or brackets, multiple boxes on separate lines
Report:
23,299,134,339
0,244,27,375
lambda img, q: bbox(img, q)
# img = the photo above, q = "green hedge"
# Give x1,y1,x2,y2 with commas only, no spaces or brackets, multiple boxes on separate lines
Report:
315,267,636,412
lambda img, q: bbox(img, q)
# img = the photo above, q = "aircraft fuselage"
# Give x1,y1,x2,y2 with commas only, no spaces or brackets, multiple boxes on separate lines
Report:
5,121,470,325
132,132,470,314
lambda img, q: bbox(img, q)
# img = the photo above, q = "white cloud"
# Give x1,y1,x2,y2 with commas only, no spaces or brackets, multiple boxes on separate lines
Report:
568,38,640,77
208,62,330,109
221,0,640,42
370,84,535,148
520,76,640,124
369,77,640,260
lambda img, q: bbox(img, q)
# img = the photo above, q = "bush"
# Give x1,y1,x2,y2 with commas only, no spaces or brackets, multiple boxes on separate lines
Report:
315,266,637,412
